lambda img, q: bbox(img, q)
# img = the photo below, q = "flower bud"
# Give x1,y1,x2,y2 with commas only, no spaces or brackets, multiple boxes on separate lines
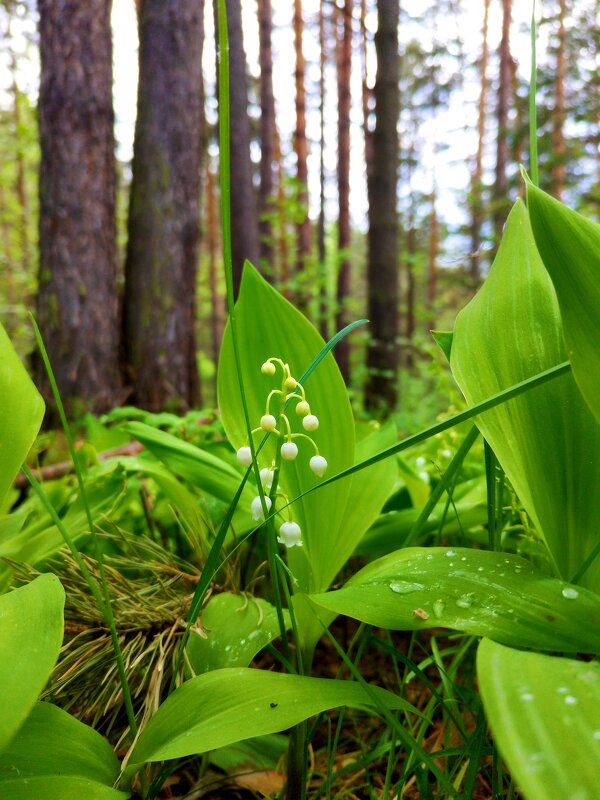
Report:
236,446,253,467
260,414,277,432
251,495,272,521
295,400,311,417
259,467,275,490
284,376,297,390
302,414,319,432
261,361,276,376
281,441,299,461
309,455,328,477
277,521,303,548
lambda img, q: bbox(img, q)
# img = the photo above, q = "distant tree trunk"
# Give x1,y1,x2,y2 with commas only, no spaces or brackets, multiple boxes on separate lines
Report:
206,164,223,386
335,0,352,382
124,0,204,411
405,223,417,362
360,0,374,179
36,0,122,417
469,0,490,285
215,0,260,293
257,0,276,275
493,0,512,247
365,0,400,416
426,186,438,332
275,129,290,291
551,0,567,199
317,0,329,339
293,0,311,311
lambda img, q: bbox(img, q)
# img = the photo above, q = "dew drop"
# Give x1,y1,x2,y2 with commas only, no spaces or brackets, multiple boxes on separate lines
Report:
565,695,578,705
562,587,579,600
389,580,425,595
520,692,534,702
592,731,600,741
456,594,474,609
461,556,468,562
477,566,484,572
426,554,434,560
445,550,457,557
557,686,569,694
433,599,445,619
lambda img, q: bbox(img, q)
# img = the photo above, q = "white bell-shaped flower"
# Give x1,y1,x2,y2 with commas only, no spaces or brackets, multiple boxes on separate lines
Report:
302,414,319,432
309,455,328,477
251,495,272,521
260,414,277,432
259,467,275,490
237,446,253,467
277,521,303,548
281,441,299,461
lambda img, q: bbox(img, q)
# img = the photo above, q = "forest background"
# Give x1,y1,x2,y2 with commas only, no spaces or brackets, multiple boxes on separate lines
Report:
0,0,598,426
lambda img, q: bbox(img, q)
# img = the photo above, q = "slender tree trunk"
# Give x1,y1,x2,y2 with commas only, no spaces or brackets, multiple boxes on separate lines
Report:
257,0,276,275
215,0,260,293
206,164,223,386
426,186,438,332
37,0,122,417
293,0,311,311
365,0,400,415
335,0,353,382
469,0,490,284
124,0,204,411
404,223,417,367
493,0,513,247
275,129,290,292
551,0,567,199
317,0,329,339
360,0,374,180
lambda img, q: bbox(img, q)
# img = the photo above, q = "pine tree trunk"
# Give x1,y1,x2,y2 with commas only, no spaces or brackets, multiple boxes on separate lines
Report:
293,0,311,311
493,0,513,247
215,0,260,293
469,0,490,285
317,0,329,340
257,0,276,275
124,0,204,411
37,0,122,417
335,0,353,382
551,0,567,199
365,0,400,415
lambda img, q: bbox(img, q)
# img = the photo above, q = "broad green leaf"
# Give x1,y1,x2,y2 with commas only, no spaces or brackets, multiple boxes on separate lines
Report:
477,638,600,800
187,592,290,674
127,667,410,769
0,574,64,752
0,702,123,796
307,547,600,653
0,322,45,511
527,182,600,424
0,777,126,800
218,263,355,593
450,201,600,590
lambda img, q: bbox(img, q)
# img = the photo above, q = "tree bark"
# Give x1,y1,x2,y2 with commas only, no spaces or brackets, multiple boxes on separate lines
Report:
257,0,276,276
215,0,260,294
551,0,567,199
335,0,353,382
293,0,311,311
469,0,490,285
124,0,204,411
493,0,513,247
37,0,122,418
365,0,400,415
317,0,329,339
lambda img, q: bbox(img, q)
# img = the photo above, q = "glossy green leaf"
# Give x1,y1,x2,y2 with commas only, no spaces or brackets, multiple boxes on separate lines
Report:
218,263,355,593
0,322,45,511
307,547,600,653
187,592,290,674
127,667,409,769
0,702,125,798
0,574,64,752
527,182,600,424
450,200,600,590
478,638,600,800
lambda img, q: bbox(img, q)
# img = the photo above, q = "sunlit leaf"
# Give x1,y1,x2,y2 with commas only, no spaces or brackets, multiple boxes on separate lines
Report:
126,667,410,769
186,592,290,674
527,182,600,424
477,638,600,800
218,262,355,594
0,323,45,511
307,547,600,653
450,200,600,591
0,575,64,752
0,702,125,798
